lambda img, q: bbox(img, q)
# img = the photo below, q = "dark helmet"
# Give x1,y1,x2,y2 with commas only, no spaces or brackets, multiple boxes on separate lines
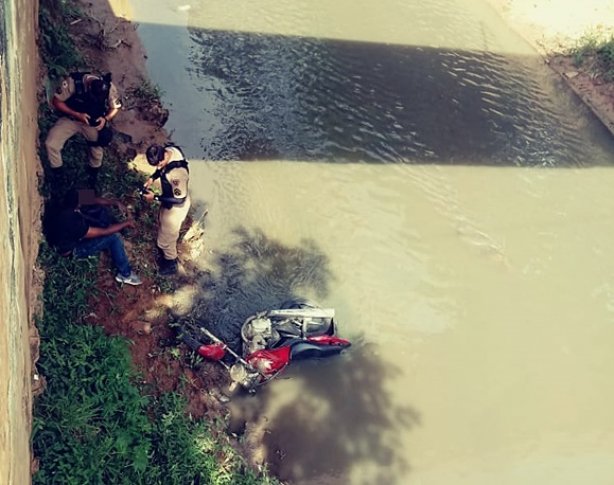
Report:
146,144,165,166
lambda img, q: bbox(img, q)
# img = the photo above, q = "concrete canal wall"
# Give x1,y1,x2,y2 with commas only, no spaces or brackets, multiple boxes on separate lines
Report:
0,0,42,483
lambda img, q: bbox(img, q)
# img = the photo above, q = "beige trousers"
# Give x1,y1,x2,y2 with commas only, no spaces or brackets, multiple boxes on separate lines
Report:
157,197,191,260
45,117,104,168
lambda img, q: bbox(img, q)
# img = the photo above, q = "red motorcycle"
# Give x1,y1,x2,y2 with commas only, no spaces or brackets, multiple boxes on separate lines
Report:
179,299,351,392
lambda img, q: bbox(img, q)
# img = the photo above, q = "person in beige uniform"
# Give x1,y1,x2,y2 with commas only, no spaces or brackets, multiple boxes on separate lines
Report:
45,72,122,190
142,143,191,276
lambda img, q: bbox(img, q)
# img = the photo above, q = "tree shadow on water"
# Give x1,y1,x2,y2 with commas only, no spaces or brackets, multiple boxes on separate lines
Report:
187,226,420,484
258,343,419,485
190,226,332,349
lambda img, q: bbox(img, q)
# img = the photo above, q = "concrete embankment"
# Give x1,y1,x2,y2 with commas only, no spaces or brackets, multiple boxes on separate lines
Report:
487,0,614,136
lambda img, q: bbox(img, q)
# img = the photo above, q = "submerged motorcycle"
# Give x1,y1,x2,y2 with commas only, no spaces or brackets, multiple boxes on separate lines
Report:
179,299,351,392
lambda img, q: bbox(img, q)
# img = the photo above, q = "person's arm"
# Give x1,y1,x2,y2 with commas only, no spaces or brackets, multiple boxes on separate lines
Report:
155,194,187,205
141,190,186,205
52,96,89,124
143,169,162,189
90,196,127,213
94,106,121,131
83,220,133,238
91,196,114,206
104,106,120,122
94,83,122,129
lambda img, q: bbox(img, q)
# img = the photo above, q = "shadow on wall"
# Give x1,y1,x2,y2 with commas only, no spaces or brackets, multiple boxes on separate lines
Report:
181,226,419,484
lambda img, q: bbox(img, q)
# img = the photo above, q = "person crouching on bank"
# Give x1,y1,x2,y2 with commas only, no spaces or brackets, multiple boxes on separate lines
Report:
45,71,121,190
142,143,191,276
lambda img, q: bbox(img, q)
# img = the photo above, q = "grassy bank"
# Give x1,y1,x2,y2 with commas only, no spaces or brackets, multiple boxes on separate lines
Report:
571,35,614,80
34,244,269,484
33,1,275,483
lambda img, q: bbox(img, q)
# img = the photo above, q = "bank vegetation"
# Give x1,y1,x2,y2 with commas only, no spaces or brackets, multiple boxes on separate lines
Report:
33,1,277,483
571,34,614,80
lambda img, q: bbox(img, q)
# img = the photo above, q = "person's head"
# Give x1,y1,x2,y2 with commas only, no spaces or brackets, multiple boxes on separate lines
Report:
146,144,165,166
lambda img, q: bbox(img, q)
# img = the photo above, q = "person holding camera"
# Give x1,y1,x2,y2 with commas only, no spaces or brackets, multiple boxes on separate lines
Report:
141,143,191,276
45,71,121,190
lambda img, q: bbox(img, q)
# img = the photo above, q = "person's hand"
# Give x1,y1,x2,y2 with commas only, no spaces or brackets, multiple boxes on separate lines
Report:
123,218,136,229
94,117,106,131
119,218,136,238
114,200,127,214
143,178,153,189
142,190,156,202
77,112,90,125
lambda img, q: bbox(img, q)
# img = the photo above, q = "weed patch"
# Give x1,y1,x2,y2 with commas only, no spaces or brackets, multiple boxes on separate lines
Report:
570,31,614,80
125,77,165,107
38,0,84,78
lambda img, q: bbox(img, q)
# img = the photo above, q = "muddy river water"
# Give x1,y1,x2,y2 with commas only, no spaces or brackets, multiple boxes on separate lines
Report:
121,0,614,482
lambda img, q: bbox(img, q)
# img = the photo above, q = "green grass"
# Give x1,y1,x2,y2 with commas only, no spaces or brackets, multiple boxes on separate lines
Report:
127,77,166,106
570,31,614,80
33,1,278,483
33,246,275,484
38,0,84,78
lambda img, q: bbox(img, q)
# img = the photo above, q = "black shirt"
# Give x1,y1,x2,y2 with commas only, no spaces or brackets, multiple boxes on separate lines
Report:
52,209,90,254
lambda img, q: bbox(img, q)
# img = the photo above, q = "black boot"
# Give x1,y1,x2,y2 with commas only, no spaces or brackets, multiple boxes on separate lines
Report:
158,257,178,276
86,166,100,190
